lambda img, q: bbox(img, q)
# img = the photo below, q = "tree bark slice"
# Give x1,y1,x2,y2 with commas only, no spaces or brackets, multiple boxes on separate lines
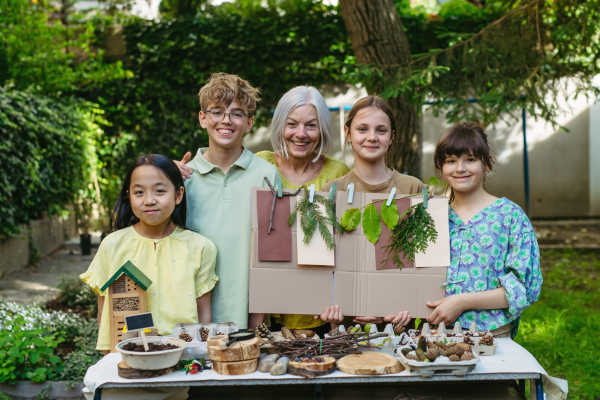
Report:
340,0,422,178
117,361,175,379
336,352,404,375
208,337,260,362
288,356,337,377
213,358,259,375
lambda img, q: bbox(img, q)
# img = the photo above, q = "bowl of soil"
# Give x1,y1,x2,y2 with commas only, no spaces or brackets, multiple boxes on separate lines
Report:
117,337,187,370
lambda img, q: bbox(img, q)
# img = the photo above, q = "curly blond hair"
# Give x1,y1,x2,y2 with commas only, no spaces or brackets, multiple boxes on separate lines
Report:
198,72,261,116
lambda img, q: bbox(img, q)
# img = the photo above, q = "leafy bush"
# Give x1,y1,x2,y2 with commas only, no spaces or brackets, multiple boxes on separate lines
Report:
0,88,105,239
54,275,98,319
0,316,65,384
0,301,101,384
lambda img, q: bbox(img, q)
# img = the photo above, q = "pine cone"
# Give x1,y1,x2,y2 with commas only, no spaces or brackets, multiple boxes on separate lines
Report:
254,323,271,338
461,352,475,361
293,329,315,339
393,323,405,336
179,333,193,342
456,343,472,353
199,327,210,341
329,327,341,337
425,347,439,362
215,331,224,336
463,336,475,345
449,355,460,362
281,326,295,340
479,332,494,346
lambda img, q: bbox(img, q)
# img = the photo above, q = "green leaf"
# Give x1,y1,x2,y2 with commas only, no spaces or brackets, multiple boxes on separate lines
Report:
49,356,61,364
362,204,382,245
7,348,19,358
33,338,45,347
381,200,400,229
341,208,361,231
30,352,40,364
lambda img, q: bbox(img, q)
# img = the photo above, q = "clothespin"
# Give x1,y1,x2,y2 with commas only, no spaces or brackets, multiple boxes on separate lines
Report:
386,187,397,207
348,183,354,204
276,179,282,198
422,187,428,209
308,184,315,203
328,183,337,202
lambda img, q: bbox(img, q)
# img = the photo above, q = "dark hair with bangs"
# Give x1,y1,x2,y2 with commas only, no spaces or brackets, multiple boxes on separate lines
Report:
111,154,187,232
434,122,495,203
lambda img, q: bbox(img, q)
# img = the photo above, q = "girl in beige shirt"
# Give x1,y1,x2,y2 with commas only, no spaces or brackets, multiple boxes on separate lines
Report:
321,96,425,329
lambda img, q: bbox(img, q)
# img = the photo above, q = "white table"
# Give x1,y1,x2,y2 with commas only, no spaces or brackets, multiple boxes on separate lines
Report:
85,339,561,400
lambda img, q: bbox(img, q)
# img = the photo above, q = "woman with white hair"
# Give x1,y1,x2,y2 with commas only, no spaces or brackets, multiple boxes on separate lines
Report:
256,86,350,335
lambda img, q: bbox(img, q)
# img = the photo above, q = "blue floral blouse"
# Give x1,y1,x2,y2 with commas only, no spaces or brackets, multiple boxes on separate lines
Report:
446,197,543,338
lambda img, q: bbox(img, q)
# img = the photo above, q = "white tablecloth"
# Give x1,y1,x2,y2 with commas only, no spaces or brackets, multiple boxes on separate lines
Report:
84,339,566,398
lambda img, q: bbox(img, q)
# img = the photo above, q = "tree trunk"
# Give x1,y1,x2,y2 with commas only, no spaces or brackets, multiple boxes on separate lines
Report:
340,0,422,179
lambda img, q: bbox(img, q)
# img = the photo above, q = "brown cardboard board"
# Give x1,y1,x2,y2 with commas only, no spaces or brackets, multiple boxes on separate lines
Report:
257,190,292,261
248,268,332,315
248,187,450,318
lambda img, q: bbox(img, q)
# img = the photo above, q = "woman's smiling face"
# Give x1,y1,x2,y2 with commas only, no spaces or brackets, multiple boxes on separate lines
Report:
283,105,321,160
347,107,394,163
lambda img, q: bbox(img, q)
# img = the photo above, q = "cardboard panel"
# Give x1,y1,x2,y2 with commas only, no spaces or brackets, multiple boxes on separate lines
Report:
364,274,418,317
296,195,335,266
332,271,359,315
416,274,447,317
373,197,413,270
411,197,451,268
257,190,292,262
249,268,333,315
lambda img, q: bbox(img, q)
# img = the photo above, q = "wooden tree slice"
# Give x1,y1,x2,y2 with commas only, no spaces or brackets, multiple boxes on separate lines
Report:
213,359,258,375
208,337,260,362
288,356,336,377
117,361,175,379
337,352,403,375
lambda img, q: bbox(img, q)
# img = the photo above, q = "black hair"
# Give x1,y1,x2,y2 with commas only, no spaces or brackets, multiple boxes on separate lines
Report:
111,154,187,232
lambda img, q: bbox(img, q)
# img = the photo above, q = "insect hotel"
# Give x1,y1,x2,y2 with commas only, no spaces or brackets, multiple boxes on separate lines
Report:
99,261,153,352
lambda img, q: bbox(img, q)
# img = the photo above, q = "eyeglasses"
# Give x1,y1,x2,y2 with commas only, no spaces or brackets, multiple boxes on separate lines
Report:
204,109,249,124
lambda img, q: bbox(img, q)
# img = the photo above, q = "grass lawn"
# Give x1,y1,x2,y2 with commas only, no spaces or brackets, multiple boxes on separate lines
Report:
515,249,600,400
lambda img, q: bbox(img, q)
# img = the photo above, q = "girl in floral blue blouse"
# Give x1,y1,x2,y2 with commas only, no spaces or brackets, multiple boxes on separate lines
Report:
426,122,542,338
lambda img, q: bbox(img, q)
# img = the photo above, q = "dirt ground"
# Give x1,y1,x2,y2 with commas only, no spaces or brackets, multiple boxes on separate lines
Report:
532,219,600,249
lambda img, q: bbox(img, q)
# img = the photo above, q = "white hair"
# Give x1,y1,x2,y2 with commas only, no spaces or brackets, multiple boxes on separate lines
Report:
270,86,333,162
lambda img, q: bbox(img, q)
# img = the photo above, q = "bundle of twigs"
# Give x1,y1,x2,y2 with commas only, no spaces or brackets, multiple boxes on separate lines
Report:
272,332,388,359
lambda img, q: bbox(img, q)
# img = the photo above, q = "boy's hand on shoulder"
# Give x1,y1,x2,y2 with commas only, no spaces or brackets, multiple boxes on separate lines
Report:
174,151,193,180
426,295,465,325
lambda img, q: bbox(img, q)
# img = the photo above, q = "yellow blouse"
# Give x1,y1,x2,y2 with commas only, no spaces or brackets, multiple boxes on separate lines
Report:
256,151,350,329
80,227,218,350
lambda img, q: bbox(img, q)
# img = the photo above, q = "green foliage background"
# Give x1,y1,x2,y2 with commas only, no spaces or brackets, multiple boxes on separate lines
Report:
0,88,105,239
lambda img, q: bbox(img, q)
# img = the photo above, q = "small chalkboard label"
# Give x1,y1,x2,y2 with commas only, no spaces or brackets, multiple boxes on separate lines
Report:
125,312,154,332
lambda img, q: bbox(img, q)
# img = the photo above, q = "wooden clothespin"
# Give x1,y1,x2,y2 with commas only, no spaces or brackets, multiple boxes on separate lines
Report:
276,179,282,198
328,182,337,202
348,183,354,204
308,184,315,203
386,187,397,207
422,187,428,209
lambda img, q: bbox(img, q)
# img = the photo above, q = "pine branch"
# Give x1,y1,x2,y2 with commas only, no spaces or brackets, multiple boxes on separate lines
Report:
381,203,438,270
288,190,340,250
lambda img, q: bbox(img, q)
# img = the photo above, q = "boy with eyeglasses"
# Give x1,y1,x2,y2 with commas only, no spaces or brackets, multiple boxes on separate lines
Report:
175,72,278,330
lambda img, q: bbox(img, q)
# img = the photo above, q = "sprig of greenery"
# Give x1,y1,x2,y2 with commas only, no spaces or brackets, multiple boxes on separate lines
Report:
381,203,438,270
288,189,341,250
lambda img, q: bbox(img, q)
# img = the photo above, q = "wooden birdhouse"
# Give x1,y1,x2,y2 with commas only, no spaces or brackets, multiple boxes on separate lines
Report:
100,261,152,352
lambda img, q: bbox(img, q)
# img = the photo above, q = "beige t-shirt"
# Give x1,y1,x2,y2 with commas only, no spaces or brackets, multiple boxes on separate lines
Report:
322,169,425,194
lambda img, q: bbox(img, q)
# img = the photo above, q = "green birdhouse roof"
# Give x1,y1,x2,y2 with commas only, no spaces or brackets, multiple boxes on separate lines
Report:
100,261,152,292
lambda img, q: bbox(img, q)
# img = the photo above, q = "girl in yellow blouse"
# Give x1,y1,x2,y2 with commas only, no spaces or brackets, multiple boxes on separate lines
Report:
80,154,218,353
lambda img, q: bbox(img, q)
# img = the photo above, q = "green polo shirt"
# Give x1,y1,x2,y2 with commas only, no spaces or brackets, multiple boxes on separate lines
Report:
185,147,279,329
